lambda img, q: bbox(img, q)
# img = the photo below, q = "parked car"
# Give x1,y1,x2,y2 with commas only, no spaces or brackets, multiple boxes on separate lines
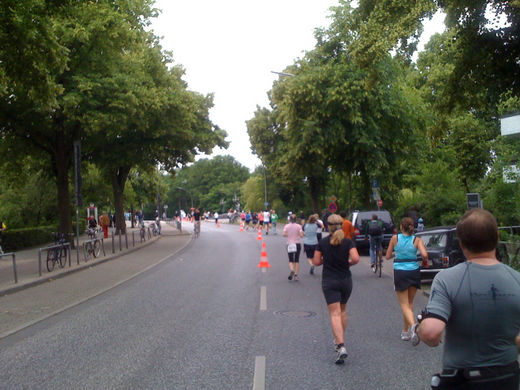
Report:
415,226,466,282
416,225,511,282
350,210,396,253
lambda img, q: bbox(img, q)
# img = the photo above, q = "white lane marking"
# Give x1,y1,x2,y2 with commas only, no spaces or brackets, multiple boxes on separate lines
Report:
260,286,267,311
253,356,266,390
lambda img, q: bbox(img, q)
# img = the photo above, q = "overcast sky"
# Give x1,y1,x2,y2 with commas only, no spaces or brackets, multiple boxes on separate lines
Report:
150,1,445,171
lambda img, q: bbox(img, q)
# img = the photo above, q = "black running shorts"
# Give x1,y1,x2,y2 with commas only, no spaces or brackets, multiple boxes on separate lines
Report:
322,277,353,305
393,268,421,291
304,244,317,259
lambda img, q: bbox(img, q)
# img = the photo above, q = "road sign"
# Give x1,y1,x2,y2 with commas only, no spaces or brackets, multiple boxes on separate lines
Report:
328,202,337,213
372,179,379,188
264,202,269,208
377,199,383,207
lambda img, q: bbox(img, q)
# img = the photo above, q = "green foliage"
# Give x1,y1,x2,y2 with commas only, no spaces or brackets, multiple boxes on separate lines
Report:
165,156,250,213
1,225,58,252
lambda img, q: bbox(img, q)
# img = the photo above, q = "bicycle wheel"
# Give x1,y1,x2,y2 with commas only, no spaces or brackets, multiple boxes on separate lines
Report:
93,240,101,258
46,249,56,272
59,246,67,268
140,229,145,242
378,255,382,278
84,242,92,261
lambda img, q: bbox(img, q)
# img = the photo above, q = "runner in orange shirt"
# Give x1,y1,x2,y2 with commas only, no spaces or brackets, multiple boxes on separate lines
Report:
340,211,354,240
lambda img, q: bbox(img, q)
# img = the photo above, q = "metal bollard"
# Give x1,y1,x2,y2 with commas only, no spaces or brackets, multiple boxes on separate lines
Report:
125,231,128,249
119,231,122,251
132,231,135,247
38,249,42,277
12,253,18,283
112,232,115,254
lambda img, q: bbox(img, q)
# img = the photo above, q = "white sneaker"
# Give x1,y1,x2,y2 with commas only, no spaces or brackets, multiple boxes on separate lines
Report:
410,324,420,346
335,346,348,364
401,330,411,341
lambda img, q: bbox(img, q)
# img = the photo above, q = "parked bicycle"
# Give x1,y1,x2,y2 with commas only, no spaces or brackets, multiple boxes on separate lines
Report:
139,222,146,242
47,232,68,272
83,232,101,261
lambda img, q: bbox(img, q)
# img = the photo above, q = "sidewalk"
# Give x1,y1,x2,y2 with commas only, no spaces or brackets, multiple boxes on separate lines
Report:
0,220,189,296
0,221,192,339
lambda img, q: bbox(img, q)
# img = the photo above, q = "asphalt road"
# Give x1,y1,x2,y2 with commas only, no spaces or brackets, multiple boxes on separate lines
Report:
0,221,443,389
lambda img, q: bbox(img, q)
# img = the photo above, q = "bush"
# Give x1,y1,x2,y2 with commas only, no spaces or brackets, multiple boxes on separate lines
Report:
1,225,58,252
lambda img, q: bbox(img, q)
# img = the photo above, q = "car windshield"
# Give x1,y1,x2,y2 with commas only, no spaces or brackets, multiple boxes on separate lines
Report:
419,232,447,249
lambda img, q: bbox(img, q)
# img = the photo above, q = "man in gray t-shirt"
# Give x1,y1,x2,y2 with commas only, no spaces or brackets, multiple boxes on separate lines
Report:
415,209,520,389
427,262,520,368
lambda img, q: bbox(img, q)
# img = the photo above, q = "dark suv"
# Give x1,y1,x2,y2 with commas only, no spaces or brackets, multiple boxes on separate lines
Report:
350,210,396,253
415,226,466,282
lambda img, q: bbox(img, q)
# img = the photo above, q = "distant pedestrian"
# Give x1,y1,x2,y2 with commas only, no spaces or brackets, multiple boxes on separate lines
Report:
245,211,251,230
100,212,110,238
283,215,304,281
270,210,278,235
313,213,360,364
315,213,324,241
416,218,424,232
303,214,319,275
385,217,428,341
263,209,270,234
214,212,219,225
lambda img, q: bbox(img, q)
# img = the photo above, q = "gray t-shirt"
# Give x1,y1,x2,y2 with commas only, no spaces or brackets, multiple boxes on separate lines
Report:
426,262,520,369
303,223,318,245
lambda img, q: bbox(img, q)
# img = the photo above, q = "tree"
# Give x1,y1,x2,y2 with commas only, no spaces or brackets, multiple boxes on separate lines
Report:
0,0,157,235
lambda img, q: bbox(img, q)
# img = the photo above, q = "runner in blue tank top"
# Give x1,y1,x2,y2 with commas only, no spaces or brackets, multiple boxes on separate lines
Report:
385,217,428,341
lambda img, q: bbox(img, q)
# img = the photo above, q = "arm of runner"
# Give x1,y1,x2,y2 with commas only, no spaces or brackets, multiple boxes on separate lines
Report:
385,235,397,260
348,247,360,265
313,249,323,266
415,237,429,263
417,317,445,347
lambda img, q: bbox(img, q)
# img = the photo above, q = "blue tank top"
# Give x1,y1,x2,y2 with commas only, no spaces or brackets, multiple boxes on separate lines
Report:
394,234,419,271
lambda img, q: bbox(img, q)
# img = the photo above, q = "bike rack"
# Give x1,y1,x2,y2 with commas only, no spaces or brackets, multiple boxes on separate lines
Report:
0,252,17,283
38,242,71,276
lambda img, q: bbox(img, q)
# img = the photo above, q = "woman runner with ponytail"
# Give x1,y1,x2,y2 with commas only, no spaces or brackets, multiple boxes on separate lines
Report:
313,214,360,364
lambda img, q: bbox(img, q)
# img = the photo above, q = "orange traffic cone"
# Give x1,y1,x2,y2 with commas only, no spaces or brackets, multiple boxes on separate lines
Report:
257,227,263,241
217,220,221,228
240,222,244,232
257,241,271,268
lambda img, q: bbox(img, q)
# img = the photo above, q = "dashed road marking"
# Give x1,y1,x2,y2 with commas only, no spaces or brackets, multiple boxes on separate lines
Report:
253,356,266,390
260,286,267,311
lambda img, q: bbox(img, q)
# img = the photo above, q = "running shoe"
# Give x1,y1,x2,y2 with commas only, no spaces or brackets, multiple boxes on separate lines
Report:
401,330,411,341
310,266,315,275
288,271,294,281
371,264,376,272
335,346,348,364
293,274,299,281
410,324,420,346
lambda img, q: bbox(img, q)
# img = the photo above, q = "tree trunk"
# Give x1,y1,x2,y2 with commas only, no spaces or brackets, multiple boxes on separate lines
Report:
361,170,372,209
110,166,131,234
54,133,72,237
309,177,320,213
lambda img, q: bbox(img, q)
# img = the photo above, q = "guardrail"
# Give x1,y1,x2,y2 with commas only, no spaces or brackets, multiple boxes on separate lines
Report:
38,242,71,277
0,252,17,283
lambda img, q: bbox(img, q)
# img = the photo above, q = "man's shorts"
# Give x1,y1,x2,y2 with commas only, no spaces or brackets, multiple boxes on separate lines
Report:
322,277,353,305
259,221,263,226
304,244,317,259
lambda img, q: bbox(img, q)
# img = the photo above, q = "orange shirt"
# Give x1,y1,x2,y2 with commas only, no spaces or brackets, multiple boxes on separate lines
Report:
342,219,354,239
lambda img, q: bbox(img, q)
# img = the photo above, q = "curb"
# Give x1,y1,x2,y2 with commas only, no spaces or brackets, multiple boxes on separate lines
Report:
0,234,165,297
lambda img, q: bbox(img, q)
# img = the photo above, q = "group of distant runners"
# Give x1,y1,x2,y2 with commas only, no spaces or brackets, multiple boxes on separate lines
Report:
240,210,279,234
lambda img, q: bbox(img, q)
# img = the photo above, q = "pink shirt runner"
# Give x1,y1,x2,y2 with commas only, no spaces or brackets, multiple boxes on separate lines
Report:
283,222,302,244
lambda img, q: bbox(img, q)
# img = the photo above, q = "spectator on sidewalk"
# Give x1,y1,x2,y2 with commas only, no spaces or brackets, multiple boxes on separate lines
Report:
100,212,110,239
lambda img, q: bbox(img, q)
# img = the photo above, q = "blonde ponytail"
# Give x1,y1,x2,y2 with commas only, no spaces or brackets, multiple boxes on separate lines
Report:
330,229,345,246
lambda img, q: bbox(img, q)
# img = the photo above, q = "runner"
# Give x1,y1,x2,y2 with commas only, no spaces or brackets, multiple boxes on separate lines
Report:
245,211,252,230
283,215,304,281
263,209,270,234
303,214,319,275
270,210,278,235
313,213,360,364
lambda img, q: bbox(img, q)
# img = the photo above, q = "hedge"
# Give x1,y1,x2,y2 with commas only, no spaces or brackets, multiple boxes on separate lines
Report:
1,225,58,252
